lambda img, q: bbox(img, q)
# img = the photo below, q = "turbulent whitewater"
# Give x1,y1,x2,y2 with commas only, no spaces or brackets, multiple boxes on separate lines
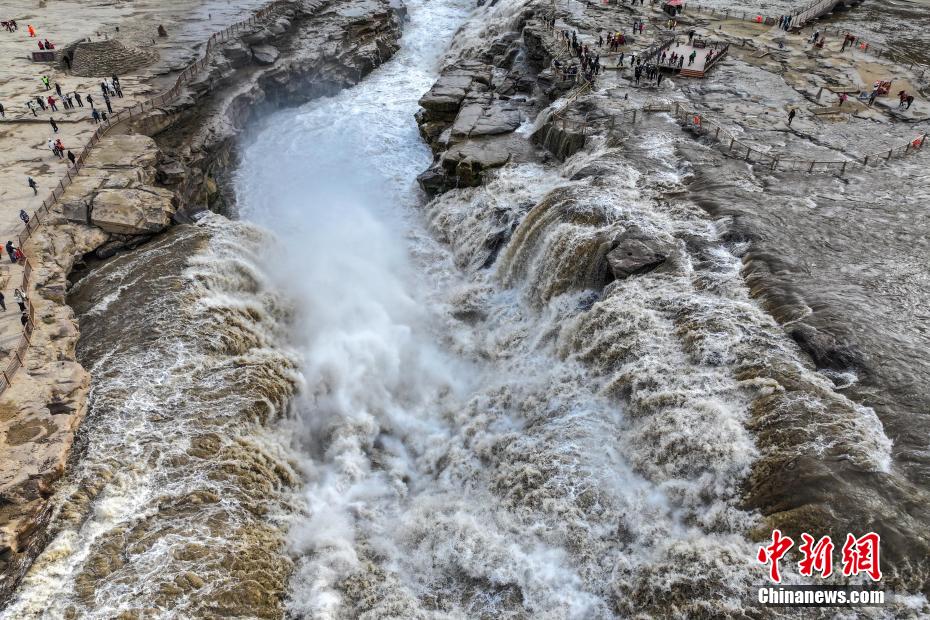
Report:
5,0,929,616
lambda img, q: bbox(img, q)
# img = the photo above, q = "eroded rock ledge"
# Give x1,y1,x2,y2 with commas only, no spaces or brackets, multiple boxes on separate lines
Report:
0,0,404,601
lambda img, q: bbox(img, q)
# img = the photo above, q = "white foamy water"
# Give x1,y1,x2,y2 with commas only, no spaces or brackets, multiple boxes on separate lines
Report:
231,0,790,616
2,220,303,619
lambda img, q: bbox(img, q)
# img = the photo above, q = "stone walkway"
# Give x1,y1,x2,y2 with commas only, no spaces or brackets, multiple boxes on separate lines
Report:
0,0,267,370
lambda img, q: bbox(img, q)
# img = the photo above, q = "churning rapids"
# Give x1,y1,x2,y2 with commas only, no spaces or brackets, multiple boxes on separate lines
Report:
4,0,929,617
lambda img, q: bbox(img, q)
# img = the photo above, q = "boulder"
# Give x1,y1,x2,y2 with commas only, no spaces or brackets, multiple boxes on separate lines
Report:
157,161,187,186
251,45,280,66
451,97,521,138
61,200,90,225
441,139,512,187
418,62,493,120
222,42,252,67
416,167,446,195
243,28,272,46
606,228,676,280
419,74,474,116
90,188,176,235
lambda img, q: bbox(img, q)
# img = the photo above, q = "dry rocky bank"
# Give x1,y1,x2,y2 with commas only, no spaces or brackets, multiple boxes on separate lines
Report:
0,0,404,604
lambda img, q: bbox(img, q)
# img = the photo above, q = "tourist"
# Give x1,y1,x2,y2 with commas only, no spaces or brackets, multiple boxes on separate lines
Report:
103,92,113,114
48,138,58,157
868,89,877,106
87,94,95,109
101,111,108,122
38,39,44,50
0,291,5,312
48,95,58,111
838,92,848,106
55,82,62,97
65,94,74,109
27,176,38,195
27,24,35,38
55,138,65,155
92,108,101,123
905,95,914,109
20,312,27,327
13,248,24,263
68,150,76,166
26,101,36,116
19,210,30,225
788,108,796,126
14,289,26,312
75,92,84,108
44,38,53,49
41,75,50,90
688,51,697,66
35,95,46,110
0,102,4,117
49,117,58,133
5,241,14,263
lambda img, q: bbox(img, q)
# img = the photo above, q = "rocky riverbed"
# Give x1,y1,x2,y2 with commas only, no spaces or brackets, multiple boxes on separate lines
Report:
0,0,405,610
2,0,929,615
410,0,930,605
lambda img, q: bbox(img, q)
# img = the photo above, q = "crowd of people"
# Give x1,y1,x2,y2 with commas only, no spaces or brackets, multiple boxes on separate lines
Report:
0,17,129,338
556,30,602,85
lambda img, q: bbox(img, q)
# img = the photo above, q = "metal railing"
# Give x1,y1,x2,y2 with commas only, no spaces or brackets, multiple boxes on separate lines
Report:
0,0,289,397
547,100,926,173
682,3,927,76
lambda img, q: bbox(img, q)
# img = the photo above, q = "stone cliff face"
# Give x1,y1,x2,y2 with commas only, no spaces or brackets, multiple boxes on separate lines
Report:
0,0,404,602
415,10,550,195
140,0,405,219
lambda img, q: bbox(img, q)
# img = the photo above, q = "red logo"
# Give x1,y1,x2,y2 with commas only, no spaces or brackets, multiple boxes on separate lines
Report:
758,532,881,583
798,534,834,578
757,529,794,583
841,533,882,581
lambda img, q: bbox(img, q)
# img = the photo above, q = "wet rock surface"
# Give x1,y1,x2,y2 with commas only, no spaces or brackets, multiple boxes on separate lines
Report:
414,16,554,195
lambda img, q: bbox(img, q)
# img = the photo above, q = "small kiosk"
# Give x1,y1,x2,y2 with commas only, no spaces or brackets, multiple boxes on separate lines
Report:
662,0,684,16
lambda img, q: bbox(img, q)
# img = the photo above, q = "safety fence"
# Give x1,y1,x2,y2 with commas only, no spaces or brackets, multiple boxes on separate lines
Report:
682,2,927,75
548,100,926,173
788,0,839,28
0,0,290,397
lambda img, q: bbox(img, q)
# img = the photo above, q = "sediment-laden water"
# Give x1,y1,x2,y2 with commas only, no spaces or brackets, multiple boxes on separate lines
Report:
4,0,929,616
1,221,303,619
